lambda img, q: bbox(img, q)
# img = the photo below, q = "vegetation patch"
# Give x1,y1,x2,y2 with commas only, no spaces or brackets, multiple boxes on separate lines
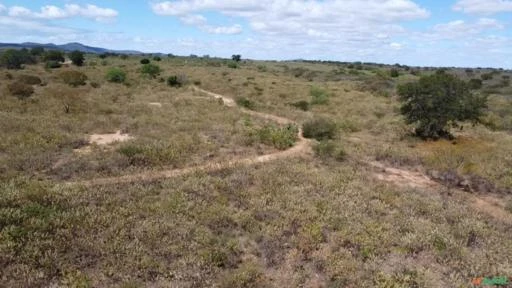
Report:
303,117,337,140
7,81,35,99
59,70,88,87
106,68,127,83
17,74,42,85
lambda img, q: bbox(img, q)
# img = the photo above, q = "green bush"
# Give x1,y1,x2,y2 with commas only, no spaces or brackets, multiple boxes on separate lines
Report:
236,97,256,110
140,64,161,78
59,70,88,87
8,82,34,99
291,100,310,111
248,124,298,150
45,61,61,69
30,46,45,56
153,56,162,61
481,73,493,81
390,68,400,78
106,68,126,83
398,71,488,139
69,50,85,66
18,75,42,85
167,75,187,87
140,58,150,64
303,118,337,140
310,86,329,105
227,61,239,69
313,140,347,161
468,78,483,90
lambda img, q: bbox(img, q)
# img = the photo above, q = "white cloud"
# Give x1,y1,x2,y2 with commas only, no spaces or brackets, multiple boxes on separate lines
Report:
453,0,512,15
203,24,242,35
0,16,78,35
428,18,503,40
0,4,6,13
8,4,118,21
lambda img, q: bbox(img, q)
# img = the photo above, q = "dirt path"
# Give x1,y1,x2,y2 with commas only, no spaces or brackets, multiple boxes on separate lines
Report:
370,161,512,225
70,87,312,187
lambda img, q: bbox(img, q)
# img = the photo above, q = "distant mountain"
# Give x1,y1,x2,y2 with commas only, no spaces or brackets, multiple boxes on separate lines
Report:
0,42,142,55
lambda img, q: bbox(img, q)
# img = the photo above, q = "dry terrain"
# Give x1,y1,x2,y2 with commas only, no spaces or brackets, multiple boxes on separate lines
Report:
1,55,512,287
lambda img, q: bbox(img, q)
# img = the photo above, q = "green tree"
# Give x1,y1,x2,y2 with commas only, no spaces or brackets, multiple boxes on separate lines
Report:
0,49,34,69
69,50,85,66
106,68,126,83
43,50,65,62
232,54,241,62
398,71,487,139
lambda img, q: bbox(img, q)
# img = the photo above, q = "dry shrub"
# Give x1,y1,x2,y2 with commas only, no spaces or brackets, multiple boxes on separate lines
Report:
17,74,41,85
59,70,88,87
7,81,34,99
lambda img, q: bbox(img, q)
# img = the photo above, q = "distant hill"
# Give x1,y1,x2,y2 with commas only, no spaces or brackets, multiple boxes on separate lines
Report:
0,42,142,55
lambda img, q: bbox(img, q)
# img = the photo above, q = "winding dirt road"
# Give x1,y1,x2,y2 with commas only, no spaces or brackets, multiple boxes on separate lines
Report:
70,87,312,187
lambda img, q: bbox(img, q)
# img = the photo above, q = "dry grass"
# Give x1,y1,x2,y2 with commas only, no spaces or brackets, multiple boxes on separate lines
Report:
1,56,512,287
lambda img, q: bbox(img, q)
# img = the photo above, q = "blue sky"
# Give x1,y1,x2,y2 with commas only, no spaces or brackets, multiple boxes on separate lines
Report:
0,0,511,68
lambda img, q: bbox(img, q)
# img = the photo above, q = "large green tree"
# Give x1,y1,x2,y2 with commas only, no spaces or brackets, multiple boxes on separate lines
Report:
69,50,85,66
398,71,488,140
0,49,35,69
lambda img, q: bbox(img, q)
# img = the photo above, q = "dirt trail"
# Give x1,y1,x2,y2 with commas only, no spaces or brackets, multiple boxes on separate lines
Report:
70,87,312,187
371,161,512,225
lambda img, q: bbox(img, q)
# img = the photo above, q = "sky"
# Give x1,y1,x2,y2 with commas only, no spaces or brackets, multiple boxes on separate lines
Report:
0,0,511,68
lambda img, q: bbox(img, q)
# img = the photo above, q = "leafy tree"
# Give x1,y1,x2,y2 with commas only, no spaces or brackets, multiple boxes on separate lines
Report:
43,50,65,62
232,54,241,62
140,63,161,78
0,49,34,69
30,46,45,56
398,71,488,139
140,58,150,64
69,50,85,66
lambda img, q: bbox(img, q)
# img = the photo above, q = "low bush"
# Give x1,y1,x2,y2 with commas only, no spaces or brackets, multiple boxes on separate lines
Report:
313,140,347,161
303,117,337,140
310,86,329,105
227,61,239,69
59,70,88,87
18,75,42,85
106,68,126,83
468,78,483,90
247,124,298,150
390,68,400,78
153,56,162,61
140,64,161,78
140,59,150,64
291,100,310,111
167,75,187,87
45,61,61,69
43,50,65,62
235,97,256,110
481,73,493,81
7,81,34,99
90,82,100,88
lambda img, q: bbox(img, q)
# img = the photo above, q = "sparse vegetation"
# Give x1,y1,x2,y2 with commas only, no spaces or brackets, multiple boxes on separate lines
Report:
17,74,42,85
1,54,512,288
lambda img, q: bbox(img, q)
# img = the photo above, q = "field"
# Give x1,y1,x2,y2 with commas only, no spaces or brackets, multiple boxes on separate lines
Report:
1,55,512,287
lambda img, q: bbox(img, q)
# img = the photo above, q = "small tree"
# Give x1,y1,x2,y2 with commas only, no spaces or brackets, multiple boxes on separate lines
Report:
43,50,65,62
232,54,241,62
0,49,28,69
390,68,400,78
153,56,162,61
140,58,150,64
69,50,85,66
398,71,488,139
